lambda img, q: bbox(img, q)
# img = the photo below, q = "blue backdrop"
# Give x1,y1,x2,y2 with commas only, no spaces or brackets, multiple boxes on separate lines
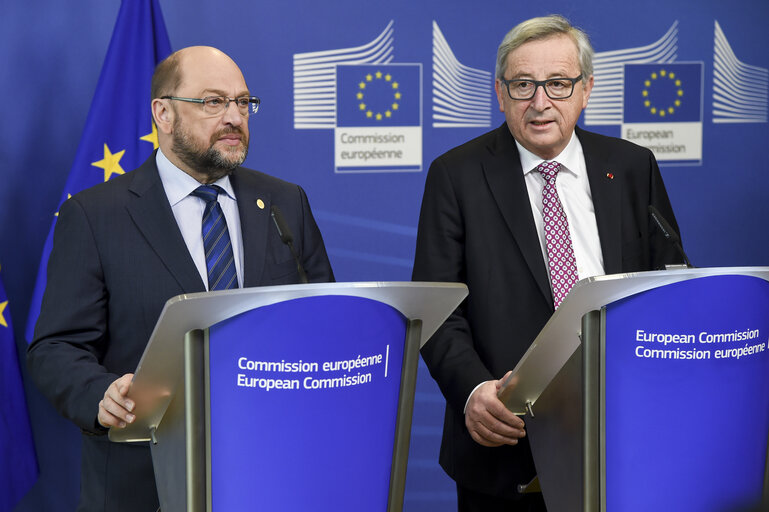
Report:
2,0,767,510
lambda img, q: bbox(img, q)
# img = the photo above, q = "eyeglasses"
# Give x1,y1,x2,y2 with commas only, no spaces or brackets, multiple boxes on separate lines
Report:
499,75,583,100
161,95,261,116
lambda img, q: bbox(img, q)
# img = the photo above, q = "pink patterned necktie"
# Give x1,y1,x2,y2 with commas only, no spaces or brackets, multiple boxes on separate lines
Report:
537,161,578,309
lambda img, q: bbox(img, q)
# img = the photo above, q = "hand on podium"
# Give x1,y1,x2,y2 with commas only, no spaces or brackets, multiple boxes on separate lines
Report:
465,371,526,447
97,373,136,429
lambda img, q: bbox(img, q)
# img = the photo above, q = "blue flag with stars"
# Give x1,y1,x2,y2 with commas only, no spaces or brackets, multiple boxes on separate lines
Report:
623,63,703,123
337,64,421,127
0,267,38,511
25,0,172,342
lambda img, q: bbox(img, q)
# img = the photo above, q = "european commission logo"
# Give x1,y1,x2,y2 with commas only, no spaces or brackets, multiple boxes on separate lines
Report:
622,63,703,164
292,22,423,173
584,23,704,165
335,64,422,173
292,21,496,173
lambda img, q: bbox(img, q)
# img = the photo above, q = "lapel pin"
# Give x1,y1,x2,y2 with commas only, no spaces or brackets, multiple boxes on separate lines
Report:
256,199,265,209
606,172,614,180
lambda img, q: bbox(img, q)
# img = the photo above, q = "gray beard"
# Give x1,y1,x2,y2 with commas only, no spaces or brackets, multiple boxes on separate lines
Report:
171,126,249,181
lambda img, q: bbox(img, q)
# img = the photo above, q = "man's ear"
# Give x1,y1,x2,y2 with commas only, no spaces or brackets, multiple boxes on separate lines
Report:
151,98,174,135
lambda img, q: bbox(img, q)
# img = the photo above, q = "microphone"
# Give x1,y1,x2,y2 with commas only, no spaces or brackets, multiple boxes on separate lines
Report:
648,205,693,268
270,205,309,283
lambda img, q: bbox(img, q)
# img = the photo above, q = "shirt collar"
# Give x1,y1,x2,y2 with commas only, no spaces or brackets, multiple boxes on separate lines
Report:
516,131,583,177
156,148,236,207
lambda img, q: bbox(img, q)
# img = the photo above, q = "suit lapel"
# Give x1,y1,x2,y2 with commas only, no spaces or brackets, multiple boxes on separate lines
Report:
231,168,270,287
483,125,553,306
577,127,623,275
125,156,206,293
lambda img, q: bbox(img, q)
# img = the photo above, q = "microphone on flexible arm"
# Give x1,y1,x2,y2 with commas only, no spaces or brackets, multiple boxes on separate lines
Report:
648,205,693,269
270,205,309,284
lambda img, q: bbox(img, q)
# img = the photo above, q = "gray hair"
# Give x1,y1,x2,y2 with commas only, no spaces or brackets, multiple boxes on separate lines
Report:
495,15,594,83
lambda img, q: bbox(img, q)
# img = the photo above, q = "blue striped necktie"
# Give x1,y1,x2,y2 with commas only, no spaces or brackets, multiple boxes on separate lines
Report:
190,185,239,291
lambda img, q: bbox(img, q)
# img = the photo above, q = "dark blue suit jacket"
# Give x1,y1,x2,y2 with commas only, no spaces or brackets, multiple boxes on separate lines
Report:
412,124,682,498
28,153,334,511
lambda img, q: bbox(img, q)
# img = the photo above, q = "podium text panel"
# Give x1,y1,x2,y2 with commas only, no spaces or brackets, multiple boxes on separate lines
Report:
208,295,407,511
604,275,769,511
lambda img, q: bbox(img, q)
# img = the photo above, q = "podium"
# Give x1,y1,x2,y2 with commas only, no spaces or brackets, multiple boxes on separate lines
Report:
109,282,467,512
500,267,769,512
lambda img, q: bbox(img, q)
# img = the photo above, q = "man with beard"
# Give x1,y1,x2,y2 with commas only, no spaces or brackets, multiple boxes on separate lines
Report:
27,46,334,512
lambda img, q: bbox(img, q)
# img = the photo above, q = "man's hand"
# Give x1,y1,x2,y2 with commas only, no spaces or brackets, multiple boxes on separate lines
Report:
97,373,135,429
465,371,526,447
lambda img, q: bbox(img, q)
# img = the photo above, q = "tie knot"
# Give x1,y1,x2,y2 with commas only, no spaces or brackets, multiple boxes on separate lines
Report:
537,161,562,182
191,185,223,204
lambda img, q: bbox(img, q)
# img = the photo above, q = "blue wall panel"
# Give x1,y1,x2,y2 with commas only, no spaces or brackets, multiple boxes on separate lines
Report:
2,1,767,509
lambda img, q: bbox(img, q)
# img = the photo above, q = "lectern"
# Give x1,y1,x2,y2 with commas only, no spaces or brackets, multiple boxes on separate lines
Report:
500,267,769,512
109,282,468,512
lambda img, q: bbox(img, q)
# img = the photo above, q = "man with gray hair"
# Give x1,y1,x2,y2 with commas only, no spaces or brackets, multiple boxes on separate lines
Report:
413,15,682,511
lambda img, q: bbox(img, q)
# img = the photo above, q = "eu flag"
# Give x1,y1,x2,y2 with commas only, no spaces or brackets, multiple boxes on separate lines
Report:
25,0,172,341
0,268,37,511
336,64,421,127
623,63,703,123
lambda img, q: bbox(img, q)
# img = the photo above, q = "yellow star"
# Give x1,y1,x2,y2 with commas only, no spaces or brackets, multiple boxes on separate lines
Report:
140,124,159,150
385,111,391,118
366,74,373,82
0,300,7,328
366,111,373,118
392,82,399,89
392,103,399,110
359,103,366,110
356,92,364,100
359,82,366,89
376,113,382,121
375,70,382,79
385,74,392,81
54,194,73,217
92,144,126,182
394,92,402,100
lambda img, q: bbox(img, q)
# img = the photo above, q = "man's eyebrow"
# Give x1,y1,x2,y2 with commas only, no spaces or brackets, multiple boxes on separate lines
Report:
200,89,251,97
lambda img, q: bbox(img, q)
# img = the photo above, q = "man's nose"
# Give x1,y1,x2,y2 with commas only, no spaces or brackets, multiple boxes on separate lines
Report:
530,84,551,110
221,100,244,125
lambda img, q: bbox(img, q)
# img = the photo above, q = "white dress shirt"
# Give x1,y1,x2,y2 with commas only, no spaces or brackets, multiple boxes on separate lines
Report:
516,132,605,283
465,131,605,413
155,148,244,290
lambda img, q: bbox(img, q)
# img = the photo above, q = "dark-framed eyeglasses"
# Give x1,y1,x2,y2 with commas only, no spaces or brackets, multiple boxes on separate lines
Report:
161,95,261,116
499,75,583,100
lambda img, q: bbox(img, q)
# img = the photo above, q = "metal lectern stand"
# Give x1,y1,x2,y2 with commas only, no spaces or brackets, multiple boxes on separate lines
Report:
110,282,467,512
499,267,769,512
